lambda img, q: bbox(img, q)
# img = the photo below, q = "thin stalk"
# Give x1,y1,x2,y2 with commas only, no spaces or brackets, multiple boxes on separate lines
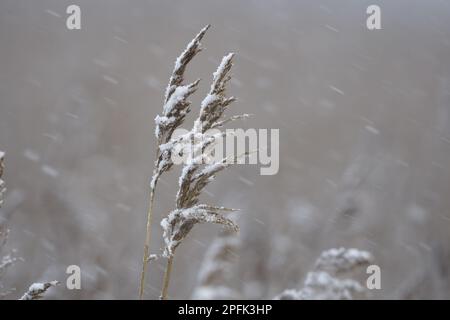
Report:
138,25,208,299
160,255,174,300
139,186,156,299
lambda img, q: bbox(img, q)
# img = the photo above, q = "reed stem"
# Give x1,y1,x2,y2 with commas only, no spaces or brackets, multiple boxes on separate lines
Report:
160,255,174,300
139,187,155,299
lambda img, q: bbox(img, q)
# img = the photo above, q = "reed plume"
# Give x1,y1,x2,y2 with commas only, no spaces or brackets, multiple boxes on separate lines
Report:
158,52,246,300
275,248,374,300
19,281,59,300
139,25,210,299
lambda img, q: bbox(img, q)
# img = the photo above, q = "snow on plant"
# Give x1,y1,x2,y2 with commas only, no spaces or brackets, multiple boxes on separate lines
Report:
0,151,57,300
138,26,248,299
0,226,21,298
0,152,20,298
139,25,209,299
0,151,18,298
191,52,246,134
314,247,374,274
275,272,364,300
275,248,374,300
158,50,247,300
19,281,59,300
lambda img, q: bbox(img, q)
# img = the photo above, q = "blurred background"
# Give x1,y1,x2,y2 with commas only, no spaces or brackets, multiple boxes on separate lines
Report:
1,0,450,299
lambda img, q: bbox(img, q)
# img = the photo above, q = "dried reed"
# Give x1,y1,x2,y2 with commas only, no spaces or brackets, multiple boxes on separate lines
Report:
158,52,245,300
139,25,210,299
275,248,373,300
19,281,59,300
140,25,247,300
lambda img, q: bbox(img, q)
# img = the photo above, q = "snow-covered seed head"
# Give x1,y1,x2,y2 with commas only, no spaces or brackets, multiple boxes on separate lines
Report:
161,205,239,257
194,53,237,134
314,247,373,274
275,248,374,300
156,49,251,259
164,25,210,103
151,26,211,192
156,25,210,144
19,281,59,300
146,28,251,290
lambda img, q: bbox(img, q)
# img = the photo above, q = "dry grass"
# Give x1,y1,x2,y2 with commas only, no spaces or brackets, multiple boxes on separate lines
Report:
158,51,245,300
275,248,374,300
19,281,59,300
139,26,248,300
139,25,209,299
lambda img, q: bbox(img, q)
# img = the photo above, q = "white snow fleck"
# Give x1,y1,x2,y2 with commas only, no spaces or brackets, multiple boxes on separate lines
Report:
407,204,427,223
45,9,61,18
145,76,161,89
65,112,79,120
113,35,128,44
325,25,339,33
102,75,119,85
364,125,380,135
23,149,40,162
41,165,59,178
238,176,254,186
329,85,345,96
